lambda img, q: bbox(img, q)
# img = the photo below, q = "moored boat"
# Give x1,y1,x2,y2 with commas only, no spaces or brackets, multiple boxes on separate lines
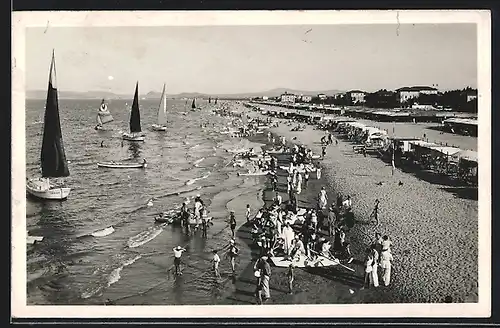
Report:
97,159,147,169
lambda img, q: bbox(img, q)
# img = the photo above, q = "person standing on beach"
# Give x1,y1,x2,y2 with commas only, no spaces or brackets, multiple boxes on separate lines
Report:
287,263,294,294
304,170,310,188
362,247,374,289
317,187,328,212
380,249,393,286
173,246,187,276
267,131,272,142
274,192,282,207
271,173,278,191
371,199,380,226
321,145,327,159
327,206,337,237
282,222,295,255
381,235,392,253
201,208,209,238
229,211,237,238
370,245,380,288
246,204,251,223
296,173,303,195
316,167,322,180
254,255,272,303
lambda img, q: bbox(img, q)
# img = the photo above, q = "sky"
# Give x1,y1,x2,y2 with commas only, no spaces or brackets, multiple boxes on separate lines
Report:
25,24,477,95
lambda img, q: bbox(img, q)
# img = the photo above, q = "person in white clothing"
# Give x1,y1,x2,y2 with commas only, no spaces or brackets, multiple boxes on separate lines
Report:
380,250,393,286
173,246,187,276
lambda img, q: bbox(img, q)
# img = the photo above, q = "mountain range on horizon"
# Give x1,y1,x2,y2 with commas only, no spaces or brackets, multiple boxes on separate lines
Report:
25,88,345,100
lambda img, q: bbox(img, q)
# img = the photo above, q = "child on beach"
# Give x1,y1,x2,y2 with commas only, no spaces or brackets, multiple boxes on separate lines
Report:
304,171,310,188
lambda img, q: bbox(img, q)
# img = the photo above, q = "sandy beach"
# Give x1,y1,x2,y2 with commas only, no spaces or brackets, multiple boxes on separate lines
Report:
213,101,478,305
244,106,479,303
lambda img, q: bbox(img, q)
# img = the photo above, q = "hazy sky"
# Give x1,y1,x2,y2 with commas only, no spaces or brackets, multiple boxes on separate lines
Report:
26,24,477,94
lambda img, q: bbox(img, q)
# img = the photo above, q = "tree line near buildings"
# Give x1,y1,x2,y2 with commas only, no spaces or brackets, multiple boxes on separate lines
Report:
304,87,477,113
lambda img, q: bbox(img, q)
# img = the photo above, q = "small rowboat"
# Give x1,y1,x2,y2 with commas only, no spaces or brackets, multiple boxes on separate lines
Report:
237,170,270,176
97,161,147,169
155,216,174,224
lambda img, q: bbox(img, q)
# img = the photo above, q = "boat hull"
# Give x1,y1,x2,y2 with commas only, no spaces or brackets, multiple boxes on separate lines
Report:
97,162,147,169
26,179,71,200
151,124,167,131
122,133,145,142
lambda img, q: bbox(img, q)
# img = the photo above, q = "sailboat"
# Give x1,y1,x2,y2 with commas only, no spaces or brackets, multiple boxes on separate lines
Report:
151,83,168,131
122,82,145,141
191,98,198,111
208,97,212,104
215,98,218,105
95,99,114,130
26,50,71,200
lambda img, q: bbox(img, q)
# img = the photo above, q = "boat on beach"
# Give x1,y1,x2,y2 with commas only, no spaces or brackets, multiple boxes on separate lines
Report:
237,170,270,176
152,83,168,132
97,159,147,169
95,99,114,131
26,50,71,201
122,82,146,141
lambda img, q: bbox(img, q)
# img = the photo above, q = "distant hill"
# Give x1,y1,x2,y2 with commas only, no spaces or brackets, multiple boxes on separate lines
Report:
26,88,345,100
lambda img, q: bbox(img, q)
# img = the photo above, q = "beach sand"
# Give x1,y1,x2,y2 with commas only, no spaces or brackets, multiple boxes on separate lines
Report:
217,102,478,305
259,113,478,303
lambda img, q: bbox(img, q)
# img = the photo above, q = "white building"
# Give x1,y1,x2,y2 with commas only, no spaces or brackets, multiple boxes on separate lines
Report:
300,95,312,103
280,92,296,103
396,86,438,103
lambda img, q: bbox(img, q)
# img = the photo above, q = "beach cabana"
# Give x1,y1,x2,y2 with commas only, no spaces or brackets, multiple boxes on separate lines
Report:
449,150,478,185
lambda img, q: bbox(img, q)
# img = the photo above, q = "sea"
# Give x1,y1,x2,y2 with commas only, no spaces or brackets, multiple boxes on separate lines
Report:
25,98,268,305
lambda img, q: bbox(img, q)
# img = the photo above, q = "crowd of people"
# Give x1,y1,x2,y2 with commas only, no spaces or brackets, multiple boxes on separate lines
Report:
167,113,395,305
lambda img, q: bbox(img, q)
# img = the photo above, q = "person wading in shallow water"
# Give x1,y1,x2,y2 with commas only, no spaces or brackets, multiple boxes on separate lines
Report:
226,239,239,273
229,211,237,238
287,263,294,294
173,246,187,276
212,250,221,279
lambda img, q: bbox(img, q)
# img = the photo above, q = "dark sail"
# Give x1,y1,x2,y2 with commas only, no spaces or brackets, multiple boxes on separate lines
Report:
40,50,70,178
215,98,218,104
129,82,142,133
191,98,196,109
209,97,211,104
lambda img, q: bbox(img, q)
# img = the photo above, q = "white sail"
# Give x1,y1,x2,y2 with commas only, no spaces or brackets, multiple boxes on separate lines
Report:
97,102,114,125
157,84,167,126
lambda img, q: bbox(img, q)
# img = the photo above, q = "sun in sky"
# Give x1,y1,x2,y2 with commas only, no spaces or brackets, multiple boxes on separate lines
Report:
107,76,114,81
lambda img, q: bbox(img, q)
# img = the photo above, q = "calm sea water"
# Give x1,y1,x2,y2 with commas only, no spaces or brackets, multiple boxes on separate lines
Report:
25,98,266,305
